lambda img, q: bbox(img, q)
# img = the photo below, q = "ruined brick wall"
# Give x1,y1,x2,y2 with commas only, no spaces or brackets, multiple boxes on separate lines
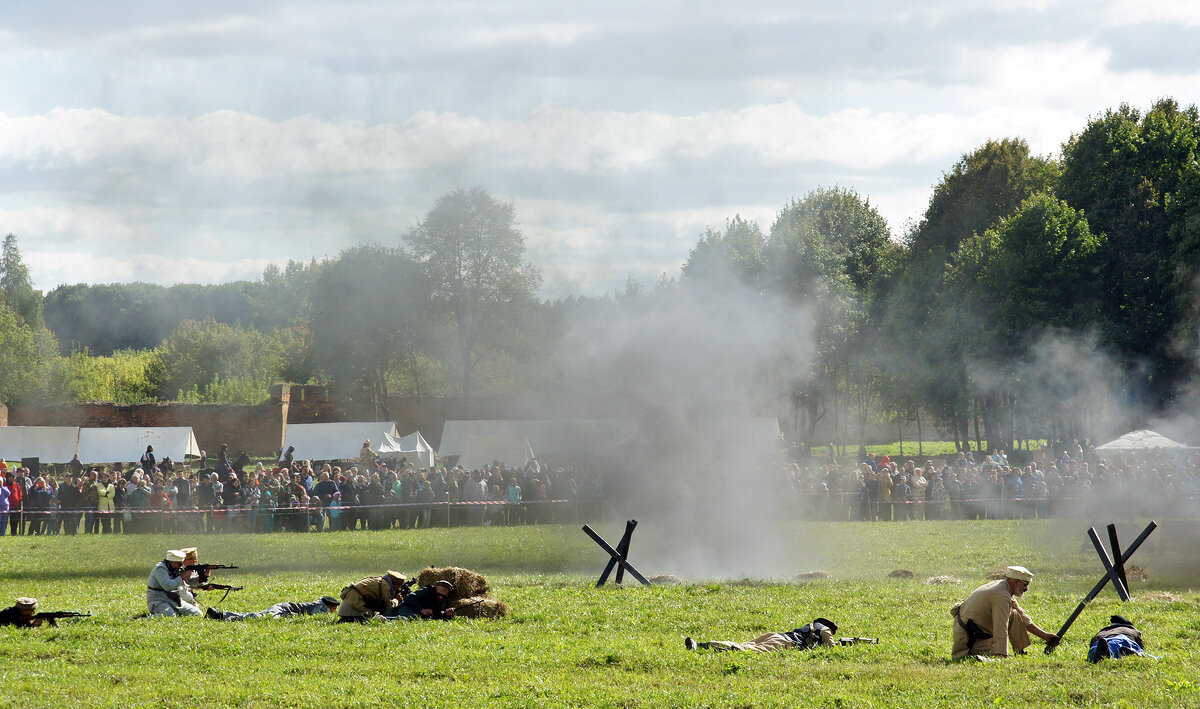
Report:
8,384,343,457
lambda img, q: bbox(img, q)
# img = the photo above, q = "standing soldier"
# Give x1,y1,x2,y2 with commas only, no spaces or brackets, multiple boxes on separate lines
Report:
951,566,1058,659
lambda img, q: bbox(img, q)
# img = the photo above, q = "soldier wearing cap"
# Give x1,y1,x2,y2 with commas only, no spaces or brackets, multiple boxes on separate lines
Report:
146,549,203,617
0,597,44,627
205,596,340,621
336,570,409,622
950,565,1058,658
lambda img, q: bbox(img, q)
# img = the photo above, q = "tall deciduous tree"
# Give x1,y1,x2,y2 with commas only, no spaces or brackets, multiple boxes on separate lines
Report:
681,215,767,287
0,234,43,329
0,303,57,404
404,188,542,414
765,187,895,453
879,139,1058,451
308,244,432,419
156,318,283,404
942,194,1104,450
1058,99,1200,406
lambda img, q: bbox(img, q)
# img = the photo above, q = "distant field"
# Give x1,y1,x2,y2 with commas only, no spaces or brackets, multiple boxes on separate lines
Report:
813,440,1049,460
1,520,1197,708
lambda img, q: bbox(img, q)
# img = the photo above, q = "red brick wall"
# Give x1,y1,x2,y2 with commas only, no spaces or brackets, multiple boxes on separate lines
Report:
8,385,343,457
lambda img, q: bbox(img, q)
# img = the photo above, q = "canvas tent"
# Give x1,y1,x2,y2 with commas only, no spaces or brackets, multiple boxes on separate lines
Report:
439,419,639,460
438,417,782,469
0,426,80,464
456,435,535,471
375,431,436,469
1094,429,1193,451
76,427,201,464
283,421,398,461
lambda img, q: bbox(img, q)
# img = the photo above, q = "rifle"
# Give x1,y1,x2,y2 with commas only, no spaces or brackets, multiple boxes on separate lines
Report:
442,598,485,619
184,563,239,582
201,583,245,604
837,637,879,646
34,611,91,626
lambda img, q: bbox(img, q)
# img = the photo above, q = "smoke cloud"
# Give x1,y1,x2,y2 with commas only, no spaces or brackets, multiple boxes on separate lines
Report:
558,277,815,578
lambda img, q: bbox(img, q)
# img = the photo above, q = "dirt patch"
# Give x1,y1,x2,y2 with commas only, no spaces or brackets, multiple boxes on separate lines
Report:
888,569,915,579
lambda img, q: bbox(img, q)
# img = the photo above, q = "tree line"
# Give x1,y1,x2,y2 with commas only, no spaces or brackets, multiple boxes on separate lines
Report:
1,100,1198,454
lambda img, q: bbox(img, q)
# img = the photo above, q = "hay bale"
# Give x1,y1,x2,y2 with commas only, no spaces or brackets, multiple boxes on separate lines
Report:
926,575,962,585
888,569,915,579
453,596,508,619
796,571,830,580
1138,592,1182,602
417,566,490,598
1125,564,1149,582
647,574,681,585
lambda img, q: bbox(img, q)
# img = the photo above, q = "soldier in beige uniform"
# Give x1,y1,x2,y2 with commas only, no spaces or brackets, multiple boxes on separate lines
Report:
337,570,407,622
951,565,1058,659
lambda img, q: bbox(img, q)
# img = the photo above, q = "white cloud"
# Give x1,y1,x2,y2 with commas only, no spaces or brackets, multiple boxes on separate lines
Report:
1104,0,1200,27
2,1,1200,298
26,250,279,288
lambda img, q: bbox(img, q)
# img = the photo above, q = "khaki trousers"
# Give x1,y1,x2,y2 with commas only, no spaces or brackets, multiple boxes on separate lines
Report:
706,633,794,653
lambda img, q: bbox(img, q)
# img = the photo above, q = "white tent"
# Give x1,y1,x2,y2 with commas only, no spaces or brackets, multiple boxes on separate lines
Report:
0,426,80,464
439,419,639,459
76,427,201,464
456,435,535,471
1094,429,1192,451
375,431,436,469
283,421,398,461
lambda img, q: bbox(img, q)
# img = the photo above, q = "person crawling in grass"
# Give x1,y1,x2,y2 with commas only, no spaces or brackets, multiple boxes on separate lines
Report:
206,595,339,621
383,579,457,621
0,597,45,627
684,618,838,652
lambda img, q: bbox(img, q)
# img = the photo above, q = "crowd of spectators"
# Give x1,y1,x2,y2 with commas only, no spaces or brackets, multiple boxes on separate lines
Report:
788,441,1200,521
0,444,604,535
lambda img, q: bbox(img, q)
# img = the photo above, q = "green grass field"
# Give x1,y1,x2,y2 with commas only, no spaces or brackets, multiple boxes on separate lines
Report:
1,520,1197,708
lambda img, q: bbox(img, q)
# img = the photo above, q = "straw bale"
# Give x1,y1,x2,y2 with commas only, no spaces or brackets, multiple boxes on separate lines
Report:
417,566,491,597
1138,592,1182,602
647,574,681,585
1125,564,1149,582
454,597,509,619
796,571,830,580
926,575,962,585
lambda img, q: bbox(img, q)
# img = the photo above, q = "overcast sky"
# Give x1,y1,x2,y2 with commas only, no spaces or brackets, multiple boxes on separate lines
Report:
2,1,1198,298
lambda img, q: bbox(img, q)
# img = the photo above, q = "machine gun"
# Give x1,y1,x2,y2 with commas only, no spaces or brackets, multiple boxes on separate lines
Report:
837,637,880,646
200,583,244,604
34,611,91,626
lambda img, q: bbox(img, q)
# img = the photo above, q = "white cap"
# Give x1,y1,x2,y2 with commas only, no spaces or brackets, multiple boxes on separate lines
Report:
165,550,187,563
1005,565,1034,582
